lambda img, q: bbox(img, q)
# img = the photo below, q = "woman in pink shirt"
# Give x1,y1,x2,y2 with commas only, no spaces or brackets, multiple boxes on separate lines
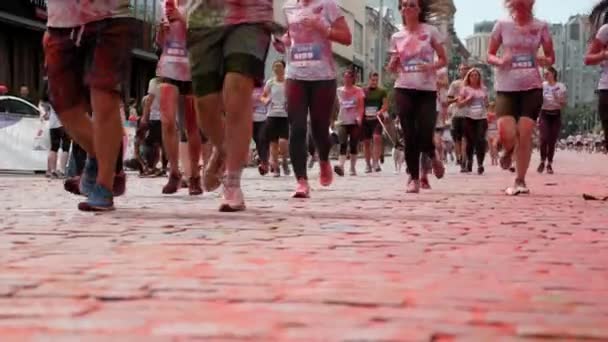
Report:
458,68,489,175
487,0,554,195
585,0,608,153
387,0,447,193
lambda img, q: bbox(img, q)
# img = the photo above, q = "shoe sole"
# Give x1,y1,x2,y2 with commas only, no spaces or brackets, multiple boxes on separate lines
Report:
292,192,310,199
219,204,246,212
78,202,115,212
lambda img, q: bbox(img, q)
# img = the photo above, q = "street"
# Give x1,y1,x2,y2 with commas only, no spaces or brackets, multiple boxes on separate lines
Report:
0,151,607,341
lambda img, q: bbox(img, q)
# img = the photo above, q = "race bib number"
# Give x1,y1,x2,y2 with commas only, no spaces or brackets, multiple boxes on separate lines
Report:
365,106,377,117
290,44,322,67
164,41,188,63
340,99,356,109
402,58,424,73
511,55,535,69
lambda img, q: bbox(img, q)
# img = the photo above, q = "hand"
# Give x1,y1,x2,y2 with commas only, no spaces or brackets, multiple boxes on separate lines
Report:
499,50,512,67
165,6,184,23
536,55,552,67
387,55,400,73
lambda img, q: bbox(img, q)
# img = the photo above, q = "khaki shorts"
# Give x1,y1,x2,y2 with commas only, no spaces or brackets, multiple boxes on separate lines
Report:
495,89,543,121
187,24,270,97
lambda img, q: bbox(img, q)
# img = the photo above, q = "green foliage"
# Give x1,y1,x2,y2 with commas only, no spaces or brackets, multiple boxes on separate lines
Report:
561,104,601,137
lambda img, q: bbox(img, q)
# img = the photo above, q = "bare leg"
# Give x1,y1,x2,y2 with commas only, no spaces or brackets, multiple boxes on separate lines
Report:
90,88,122,190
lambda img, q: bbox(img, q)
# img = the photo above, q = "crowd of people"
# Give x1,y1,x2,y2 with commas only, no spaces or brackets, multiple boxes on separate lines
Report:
35,0,608,213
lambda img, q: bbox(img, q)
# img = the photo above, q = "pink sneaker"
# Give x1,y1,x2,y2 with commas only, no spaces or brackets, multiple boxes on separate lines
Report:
319,161,333,187
292,178,310,198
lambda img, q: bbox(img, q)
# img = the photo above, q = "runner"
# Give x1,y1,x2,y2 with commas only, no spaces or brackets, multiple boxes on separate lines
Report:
334,69,365,177
44,0,135,211
487,0,554,195
261,60,290,178
387,0,447,193
434,67,449,168
362,72,389,173
274,0,352,198
458,68,489,175
252,86,270,175
585,0,608,152
447,63,471,172
538,66,567,174
487,101,499,166
187,0,274,211
155,0,203,196
140,77,165,177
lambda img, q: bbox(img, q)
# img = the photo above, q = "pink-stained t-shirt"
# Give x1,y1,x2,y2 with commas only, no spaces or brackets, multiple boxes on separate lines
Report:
47,0,131,28
188,0,273,28
460,86,488,120
541,81,567,111
283,0,343,81
595,24,608,90
337,86,364,125
490,18,552,92
156,2,191,82
389,23,443,92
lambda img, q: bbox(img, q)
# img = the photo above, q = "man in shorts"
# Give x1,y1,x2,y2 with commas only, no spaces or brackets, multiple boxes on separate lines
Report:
362,72,388,173
447,63,470,172
44,1,135,211
187,0,273,212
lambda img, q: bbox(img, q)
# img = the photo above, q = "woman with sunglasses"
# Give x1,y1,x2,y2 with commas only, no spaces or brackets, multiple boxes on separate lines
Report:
387,0,447,193
458,68,489,175
487,0,554,195
585,0,608,153
274,0,352,198
537,66,567,174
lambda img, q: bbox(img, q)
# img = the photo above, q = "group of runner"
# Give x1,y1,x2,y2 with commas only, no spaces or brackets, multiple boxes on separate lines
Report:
41,0,607,213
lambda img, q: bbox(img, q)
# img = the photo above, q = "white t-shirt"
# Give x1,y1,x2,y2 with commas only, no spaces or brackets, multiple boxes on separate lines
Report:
447,80,467,118
542,81,567,111
252,87,267,122
460,86,488,120
265,78,287,118
41,102,62,129
147,79,162,121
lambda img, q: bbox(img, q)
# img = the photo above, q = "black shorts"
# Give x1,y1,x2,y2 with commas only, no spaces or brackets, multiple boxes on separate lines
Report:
451,117,465,142
266,116,289,142
496,89,543,121
50,127,71,152
362,119,382,140
159,78,193,95
145,120,162,146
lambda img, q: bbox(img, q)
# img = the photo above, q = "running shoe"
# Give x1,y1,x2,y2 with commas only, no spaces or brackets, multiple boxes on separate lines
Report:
505,179,530,196
78,184,115,212
537,162,545,174
431,158,445,179
162,173,181,194
204,148,225,192
406,179,420,193
349,168,357,176
79,158,98,196
258,162,269,176
478,166,485,175
189,176,203,196
319,161,333,186
282,159,291,176
374,165,382,173
380,154,384,164
219,186,246,212
64,176,81,195
365,165,372,173
292,178,310,198
181,178,189,189
273,167,281,178
45,171,53,178
55,170,65,179
420,177,431,190
333,165,345,177
547,164,554,174
500,149,514,170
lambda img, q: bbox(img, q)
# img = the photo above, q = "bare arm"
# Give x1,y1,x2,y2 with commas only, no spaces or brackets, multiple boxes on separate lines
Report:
585,39,607,65
328,17,352,46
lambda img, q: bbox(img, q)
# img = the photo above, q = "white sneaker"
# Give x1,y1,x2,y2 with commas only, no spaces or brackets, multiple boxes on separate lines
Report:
219,186,246,212
505,179,530,196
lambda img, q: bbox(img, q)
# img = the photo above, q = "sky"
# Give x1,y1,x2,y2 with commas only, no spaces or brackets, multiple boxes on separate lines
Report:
454,0,597,39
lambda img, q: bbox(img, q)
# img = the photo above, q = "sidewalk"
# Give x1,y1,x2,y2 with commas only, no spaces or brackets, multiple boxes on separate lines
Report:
0,151,607,341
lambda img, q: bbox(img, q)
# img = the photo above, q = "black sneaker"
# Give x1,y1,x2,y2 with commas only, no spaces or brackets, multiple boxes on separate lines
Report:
546,164,554,174
334,165,345,177
537,162,545,174
478,166,485,175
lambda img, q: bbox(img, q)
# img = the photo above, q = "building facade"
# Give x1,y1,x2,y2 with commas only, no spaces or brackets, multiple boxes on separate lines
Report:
364,5,398,85
0,0,158,104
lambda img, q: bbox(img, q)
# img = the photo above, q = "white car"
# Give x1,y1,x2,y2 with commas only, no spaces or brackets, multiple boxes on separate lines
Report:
0,96,48,172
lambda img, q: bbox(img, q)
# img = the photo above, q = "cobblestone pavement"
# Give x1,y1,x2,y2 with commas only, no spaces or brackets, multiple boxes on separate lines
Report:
0,151,607,341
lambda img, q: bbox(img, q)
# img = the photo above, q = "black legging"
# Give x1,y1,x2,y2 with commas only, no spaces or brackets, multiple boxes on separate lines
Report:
71,142,123,175
338,124,360,155
286,79,337,180
394,89,437,180
539,110,561,163
50,127,72,152
464,118,488,167
252,121,269,164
